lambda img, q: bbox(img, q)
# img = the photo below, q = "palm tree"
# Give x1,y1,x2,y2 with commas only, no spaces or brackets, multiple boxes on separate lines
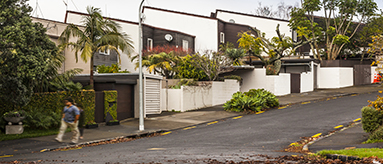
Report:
59,6,134,88
225,48,246,66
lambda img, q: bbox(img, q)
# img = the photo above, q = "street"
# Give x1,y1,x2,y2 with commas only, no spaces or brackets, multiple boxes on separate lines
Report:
1,92,381,163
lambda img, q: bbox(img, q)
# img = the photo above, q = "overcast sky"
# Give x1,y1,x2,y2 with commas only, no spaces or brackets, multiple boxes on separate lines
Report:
27,0,383,23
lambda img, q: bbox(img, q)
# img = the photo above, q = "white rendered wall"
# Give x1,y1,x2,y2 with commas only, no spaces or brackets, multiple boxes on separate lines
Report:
160,89,182,111
318,67,353,88
269,73,290,96
65,12,139,73
181,86,212,112
212,79,240,105
215,11,291,39
301,72,314,93
143,8,218,52
236,68,290,96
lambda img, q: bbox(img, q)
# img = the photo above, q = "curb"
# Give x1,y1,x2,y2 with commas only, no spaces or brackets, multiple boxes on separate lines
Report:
302,122,361,151
39,129,164,153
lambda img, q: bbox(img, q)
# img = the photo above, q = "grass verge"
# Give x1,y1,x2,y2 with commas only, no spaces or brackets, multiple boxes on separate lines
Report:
0,128,71,141
317,148,383,158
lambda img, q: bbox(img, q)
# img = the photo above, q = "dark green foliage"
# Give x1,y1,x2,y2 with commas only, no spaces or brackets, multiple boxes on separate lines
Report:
369,125,383,141
0,0,60,110
176,54,208,80
97,63,130,73
104,91,117,120
23,108,61,130
223,89,279,112
362,106,383,133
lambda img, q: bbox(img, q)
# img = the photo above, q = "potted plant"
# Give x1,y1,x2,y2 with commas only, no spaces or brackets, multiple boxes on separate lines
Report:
106,119,120,126
85,121,98,129
3,110,26,125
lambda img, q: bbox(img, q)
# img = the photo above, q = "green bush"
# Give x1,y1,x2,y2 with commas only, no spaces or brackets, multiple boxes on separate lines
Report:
97,63,130,73
23,107,61,130
223,89,279,112
362,106,383,133
369,125,383,140
224,75,242,83
104,90,117,120
176,54,208,81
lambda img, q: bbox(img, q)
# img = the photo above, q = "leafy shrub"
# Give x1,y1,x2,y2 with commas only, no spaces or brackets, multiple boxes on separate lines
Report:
224,75,242,83
362,106,383,133
223,89,279,112
23,108,61,130
176,54,208,81
169,79,199,89
97,63,129,73
368,95,383,111
369,125,383,141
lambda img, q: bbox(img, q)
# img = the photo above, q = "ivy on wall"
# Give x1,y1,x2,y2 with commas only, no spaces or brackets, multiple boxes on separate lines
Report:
104,90,118,121
21,91,95,124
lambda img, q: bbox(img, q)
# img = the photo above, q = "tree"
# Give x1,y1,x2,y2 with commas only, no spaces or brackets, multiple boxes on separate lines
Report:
138,52,180,79
176,54,208,80
368,35,383,72
289,0,378,60
238,25,310,74
0,0,60,110
191,51,234,81
59,6,134,88
254,2,298,20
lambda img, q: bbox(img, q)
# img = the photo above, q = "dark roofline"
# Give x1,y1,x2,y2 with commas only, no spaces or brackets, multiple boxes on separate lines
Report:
215,9,289,23
217,18,254,30
143,6,217,20
65,10,139,25
32,16,66,25
143,24,196,38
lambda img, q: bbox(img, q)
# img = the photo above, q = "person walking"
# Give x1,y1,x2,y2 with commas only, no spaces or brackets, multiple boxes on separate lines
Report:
76,103,85,140
55,97,80,144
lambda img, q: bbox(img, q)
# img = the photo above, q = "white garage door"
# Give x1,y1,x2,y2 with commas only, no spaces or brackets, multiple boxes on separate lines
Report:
145,79,161,114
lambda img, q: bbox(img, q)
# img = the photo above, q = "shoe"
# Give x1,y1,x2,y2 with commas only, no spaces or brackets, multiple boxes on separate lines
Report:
54,138,62,143
79,136,83,140
70,142,77,145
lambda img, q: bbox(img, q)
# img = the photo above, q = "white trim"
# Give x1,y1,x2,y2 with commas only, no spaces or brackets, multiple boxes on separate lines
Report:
182,40,189,51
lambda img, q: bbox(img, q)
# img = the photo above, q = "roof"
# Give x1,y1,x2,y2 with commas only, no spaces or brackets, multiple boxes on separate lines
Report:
73,73,163,84
143,24,196,38
215,9,290,23
65,10,139,25
143,6,216,20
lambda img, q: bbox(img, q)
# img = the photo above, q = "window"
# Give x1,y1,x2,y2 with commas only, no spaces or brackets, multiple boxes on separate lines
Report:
99,49,110,55
147,38,153,51
182,40,188,51
220,32,225,44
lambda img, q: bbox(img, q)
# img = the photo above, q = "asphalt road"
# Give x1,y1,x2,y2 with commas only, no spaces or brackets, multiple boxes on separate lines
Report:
2,93,381,164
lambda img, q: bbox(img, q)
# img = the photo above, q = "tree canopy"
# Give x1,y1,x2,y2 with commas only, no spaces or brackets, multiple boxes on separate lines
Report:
0,0,60,110
289,0,378,60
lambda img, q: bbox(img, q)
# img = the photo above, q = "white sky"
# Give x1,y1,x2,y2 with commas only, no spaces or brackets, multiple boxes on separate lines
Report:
27,0,304,22
27,0,383,23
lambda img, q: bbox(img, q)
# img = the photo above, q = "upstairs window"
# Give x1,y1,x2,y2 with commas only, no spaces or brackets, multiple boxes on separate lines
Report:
147,38,153,51
182,40,189,51
220,32,225,44
99,49,110,55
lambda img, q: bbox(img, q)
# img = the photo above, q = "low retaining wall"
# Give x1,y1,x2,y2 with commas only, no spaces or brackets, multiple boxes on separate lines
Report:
161,79,240,112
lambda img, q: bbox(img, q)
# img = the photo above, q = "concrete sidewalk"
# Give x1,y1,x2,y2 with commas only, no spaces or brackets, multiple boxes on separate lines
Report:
1,84,383,156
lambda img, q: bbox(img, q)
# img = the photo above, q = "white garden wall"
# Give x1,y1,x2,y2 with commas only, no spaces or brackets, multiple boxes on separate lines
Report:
301,72,314,93
212,80,241,105
318,67,353,88
235,68,291,96
161,80,240,112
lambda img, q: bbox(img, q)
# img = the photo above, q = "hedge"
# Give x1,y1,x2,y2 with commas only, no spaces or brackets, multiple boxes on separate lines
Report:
21,90,95,124
104,90,118,120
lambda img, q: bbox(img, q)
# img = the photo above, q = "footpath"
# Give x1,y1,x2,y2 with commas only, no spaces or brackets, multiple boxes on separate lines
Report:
1,84,383,157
